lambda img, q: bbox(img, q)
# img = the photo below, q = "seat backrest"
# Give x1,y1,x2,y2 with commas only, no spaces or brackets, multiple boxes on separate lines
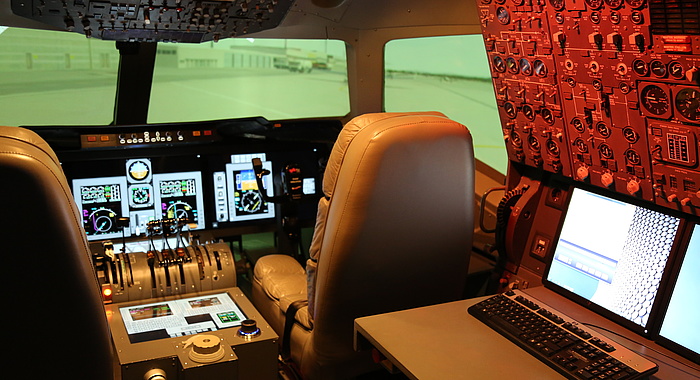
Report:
305,112,474,372
0,126,114,379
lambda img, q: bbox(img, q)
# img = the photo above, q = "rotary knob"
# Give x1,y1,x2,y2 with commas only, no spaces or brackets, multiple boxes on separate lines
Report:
237,319,261,338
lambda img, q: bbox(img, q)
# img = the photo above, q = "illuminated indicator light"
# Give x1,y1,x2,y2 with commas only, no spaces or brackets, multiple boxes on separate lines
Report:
103,287,112,297
193,130,201,136
661,35,692,44
663,44,692,53
204,130,212,136
273,123,283,128
87,136,97,142
100,135,110,142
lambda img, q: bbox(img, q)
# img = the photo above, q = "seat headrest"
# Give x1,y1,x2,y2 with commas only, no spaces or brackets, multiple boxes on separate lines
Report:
0,126,61,165
322,112,448,198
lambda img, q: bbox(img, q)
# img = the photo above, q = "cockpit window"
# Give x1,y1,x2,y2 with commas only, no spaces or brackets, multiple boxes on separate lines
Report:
148,38,350,123
384,35,506,174
0,27,119,127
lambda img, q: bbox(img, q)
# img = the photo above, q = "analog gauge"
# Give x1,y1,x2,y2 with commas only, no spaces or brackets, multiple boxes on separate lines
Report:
503,101,518,118
625,149,642,165
88,208,117,234
546,139,560,157
631,11,644,24
510,131,523,148
555,12,565,23
520,58,533,76
511,0,524,5
128,160,150,181
492,56,506,73
574,138,589,153
675,87,700,121
130,185,152,206
610,11,621,24
632,59,648,76
626,0,645,9
534,59,547,77
590,12,601,24
572,118,585,133
605,0,624,9
640,84,670,116
596,122,611,137
619,82,631,94
622,127,639,143
669,61,685,79
240,191,263,213
528,135,541,151
599,143,614,159
522,104,536,120
549,0,565,10
541,108,555,125
585,0,604,9
650,60,667,77
506,57,519,74
496,7,510,24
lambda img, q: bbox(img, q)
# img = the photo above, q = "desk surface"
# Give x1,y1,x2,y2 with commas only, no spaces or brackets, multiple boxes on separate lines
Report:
354,287,700,380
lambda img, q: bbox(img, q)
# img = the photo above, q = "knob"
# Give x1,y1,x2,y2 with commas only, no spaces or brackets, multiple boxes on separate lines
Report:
601,172,614,187
237,319,261,338
144,368,167,380
576,166,589,181
627,180,640,195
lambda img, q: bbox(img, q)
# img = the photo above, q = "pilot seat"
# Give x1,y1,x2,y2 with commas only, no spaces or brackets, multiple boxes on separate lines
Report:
251,112,475,379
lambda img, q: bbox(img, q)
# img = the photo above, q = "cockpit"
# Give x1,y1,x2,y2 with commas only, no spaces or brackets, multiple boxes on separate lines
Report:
1,0,699,379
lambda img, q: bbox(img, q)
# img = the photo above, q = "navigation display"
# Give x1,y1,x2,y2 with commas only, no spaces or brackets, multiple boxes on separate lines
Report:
544,187,681,332
119,292,246,343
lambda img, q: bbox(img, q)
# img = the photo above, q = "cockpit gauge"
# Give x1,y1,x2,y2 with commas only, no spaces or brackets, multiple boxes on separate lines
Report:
585,0,604,9
650,60,667,78
506,57,519,74
599,143,614,159
626,0,646,9
492,56,506,73
534,60,547,77
166,201,195,221
496,7,510,24
546,139,561,157
574,138,589,153
572,118,586,133
605,0,624,9
549,0,565,11
632,60,649,76
511,0,524,5
625,149,642,165
675,88,700,121
541,108,555,125
640,84,670,116
590,12,601,24
520,58,533,76
528,134,541,151
129,184,154,208
89,208,117,234
240,191,263,213
128,160,151,182
522,104,536,121
669,62,685,80
510,131,523,148
503,101,518,118
623,127,639,143
631,11,644,24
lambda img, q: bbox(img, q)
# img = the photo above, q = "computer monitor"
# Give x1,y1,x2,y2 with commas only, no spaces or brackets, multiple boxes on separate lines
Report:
655,223,700,364
543,186,682,334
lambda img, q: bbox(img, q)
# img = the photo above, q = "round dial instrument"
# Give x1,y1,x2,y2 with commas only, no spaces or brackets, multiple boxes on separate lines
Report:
650,60,667,77
88,208,117,234
632,60,648,76
585,0,604,9
534,60,547,77
520,58,533,76
240,191,263,213
675,87,700,121
522,104,536,120
549,0,565,10
640,84,670,116
492,56,506,73
669,61,685,79
506,57,519,74
496,7,510,24
166,201,194,221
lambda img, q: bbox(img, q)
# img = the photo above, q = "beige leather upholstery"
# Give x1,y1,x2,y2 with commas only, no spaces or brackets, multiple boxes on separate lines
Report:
0,126,114,379
252,112,475,379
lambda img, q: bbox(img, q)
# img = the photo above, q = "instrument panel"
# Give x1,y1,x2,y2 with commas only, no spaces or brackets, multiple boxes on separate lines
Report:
479,0,700,215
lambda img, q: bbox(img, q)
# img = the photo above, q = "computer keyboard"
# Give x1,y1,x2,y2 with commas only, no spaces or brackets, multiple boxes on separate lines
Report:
467,290,658,380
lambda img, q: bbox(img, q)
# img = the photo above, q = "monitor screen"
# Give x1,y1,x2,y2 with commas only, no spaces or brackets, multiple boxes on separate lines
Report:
544,187,681,332
73,158,206,241
657,223,700,363
119,292,247,343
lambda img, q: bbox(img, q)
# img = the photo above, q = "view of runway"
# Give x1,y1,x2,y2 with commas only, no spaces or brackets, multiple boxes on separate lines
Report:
0,67,506,173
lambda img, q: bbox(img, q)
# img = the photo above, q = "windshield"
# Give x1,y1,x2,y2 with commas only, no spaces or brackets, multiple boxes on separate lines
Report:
148,38,350,123
0,27,119,126
384,35,506,174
